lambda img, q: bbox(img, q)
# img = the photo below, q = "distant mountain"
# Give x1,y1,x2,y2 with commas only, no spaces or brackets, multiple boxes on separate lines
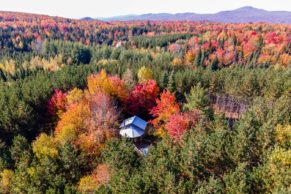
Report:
95,6,291,24
81,17,95,21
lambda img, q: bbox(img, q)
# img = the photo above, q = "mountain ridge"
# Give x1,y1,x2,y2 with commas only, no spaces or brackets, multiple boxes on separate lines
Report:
95,6,291,24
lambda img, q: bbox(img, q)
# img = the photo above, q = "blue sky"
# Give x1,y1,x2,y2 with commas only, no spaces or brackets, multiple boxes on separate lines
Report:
0,0,290,18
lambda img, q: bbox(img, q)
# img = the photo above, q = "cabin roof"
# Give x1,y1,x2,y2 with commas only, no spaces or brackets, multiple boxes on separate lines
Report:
119,116,147,138
120,116,147,130
120,125,145,138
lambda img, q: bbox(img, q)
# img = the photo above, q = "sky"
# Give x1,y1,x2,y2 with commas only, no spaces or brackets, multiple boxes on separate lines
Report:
0,0,290,18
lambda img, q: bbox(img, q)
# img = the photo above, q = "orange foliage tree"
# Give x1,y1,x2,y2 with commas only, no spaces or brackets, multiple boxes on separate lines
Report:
78,92,119,155
55,91,119,156
150,90,180,137
52,70,122,156
55,100,90,137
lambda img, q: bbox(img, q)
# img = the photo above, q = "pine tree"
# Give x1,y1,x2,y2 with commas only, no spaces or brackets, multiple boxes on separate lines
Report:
166,71,175,92
194,48,202,67
200,50,205,67
210,57,219,71
183,83,212,118
10,135,31,166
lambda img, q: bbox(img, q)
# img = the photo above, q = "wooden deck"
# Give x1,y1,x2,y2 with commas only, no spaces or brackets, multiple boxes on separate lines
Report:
210,94,249,119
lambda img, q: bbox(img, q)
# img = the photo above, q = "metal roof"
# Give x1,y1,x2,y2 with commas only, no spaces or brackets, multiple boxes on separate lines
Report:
120,125,145,138
119,116,147,138
119,116,147,130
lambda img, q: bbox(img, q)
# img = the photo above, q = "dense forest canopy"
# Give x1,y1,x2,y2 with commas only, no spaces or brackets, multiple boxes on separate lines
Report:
0,12,290,193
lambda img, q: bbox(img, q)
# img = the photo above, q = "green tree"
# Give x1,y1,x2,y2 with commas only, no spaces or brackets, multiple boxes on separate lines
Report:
183,83,212,118
194,48,202,67
10,135,31,166
102,138,141,172
210,57,219,71
72,46,92,64
166,71,175,92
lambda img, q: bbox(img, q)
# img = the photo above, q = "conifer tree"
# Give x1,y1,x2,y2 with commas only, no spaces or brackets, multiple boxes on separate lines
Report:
166,71,175,92
183,83,212,118
194,48,202,67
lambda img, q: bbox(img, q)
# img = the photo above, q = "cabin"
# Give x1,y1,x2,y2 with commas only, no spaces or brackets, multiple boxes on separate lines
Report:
120,116,149,155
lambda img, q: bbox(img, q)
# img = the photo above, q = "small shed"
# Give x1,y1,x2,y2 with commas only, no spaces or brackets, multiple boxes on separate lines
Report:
119,116,147,138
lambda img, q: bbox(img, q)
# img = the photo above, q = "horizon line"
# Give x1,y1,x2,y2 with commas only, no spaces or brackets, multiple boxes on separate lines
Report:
1,5,290,20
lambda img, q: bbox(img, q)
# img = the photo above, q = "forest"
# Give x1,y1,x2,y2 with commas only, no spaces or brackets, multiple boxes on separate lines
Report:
0,12,290,193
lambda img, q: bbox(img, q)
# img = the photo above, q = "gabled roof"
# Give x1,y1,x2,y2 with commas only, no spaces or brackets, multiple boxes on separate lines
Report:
120,125,145,138
119,116,147,130
119,116,148,138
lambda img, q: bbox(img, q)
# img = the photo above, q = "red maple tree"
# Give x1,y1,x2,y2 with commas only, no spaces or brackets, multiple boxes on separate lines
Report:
126,80,160,117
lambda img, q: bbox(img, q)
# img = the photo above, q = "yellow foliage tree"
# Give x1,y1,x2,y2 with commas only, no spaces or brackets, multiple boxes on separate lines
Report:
137,66,153,83
88,69,112,95
55,124,78,144
87,69,128,100
265,147,291,192
27,55,63,72
172,57,183,66
269,147,291,168
32,133,59,161
78,176,98,193
275,124,291,147
0,169,14,194
96,59,119,66
0,60,16,75
66,88,84,106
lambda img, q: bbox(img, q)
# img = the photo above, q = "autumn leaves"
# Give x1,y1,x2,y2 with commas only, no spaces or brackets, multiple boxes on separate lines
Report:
45,66,202,158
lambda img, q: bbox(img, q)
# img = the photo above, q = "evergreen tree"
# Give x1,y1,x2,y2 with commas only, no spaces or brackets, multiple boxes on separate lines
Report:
194,48,202,67
183,83,213,118
10,135,31,167
210,57,219,71
166,71,175,92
